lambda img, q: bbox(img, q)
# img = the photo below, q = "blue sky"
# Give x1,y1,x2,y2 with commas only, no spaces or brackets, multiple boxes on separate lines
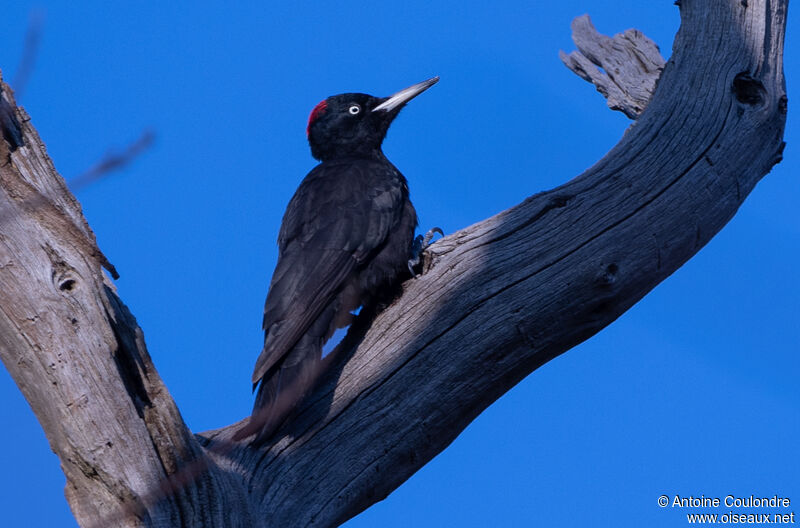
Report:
0,2,797,527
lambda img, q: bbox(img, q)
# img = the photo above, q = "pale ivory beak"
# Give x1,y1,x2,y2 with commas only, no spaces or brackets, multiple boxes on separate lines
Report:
372,76,440,112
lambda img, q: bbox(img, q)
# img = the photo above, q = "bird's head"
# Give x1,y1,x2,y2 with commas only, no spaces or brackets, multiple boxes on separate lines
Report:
306,76,438,162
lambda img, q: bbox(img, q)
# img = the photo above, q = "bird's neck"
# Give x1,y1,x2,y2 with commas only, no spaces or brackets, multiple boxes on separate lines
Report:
318,146,386,163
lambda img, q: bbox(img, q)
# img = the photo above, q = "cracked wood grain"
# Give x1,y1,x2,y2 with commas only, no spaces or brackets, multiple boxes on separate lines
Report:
560,14,667,118
0,1,788,526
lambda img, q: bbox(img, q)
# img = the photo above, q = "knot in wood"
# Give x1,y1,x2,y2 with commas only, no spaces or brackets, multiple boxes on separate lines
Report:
596,263,619,288
59,278,77,292
778,95,788,115
732,72,766,106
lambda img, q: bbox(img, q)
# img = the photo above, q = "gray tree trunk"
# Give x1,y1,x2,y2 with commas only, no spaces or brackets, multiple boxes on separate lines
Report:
0,1,788,526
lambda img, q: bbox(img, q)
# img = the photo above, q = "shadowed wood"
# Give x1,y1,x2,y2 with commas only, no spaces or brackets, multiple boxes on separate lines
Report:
0,1,788,526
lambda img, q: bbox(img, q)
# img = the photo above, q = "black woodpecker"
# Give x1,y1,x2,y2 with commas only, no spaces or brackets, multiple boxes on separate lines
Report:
235,77,439,444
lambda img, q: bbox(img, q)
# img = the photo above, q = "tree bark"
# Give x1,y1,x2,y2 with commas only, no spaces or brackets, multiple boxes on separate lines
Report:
559,14,666,118
0,1,788,527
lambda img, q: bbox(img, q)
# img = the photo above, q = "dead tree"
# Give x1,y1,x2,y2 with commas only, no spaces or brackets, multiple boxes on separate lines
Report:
0,1,787,526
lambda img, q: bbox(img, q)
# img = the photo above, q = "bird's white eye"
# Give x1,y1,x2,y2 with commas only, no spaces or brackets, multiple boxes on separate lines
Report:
348,104,361,115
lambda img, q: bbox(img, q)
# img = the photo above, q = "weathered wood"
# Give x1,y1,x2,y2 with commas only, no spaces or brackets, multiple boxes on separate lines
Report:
0,1,788,527
0,73,250,527
560,14,666,118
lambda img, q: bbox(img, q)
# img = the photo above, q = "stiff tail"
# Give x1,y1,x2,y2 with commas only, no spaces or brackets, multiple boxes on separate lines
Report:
234,334,325,444
235,299,342,444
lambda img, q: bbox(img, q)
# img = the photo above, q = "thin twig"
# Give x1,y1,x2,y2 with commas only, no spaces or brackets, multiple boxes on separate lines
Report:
69,129,155,191
12,9,45,100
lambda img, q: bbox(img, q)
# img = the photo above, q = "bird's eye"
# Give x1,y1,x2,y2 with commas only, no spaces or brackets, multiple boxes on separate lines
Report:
348,104,361,115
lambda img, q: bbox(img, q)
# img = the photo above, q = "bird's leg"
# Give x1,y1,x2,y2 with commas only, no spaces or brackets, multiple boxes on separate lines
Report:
408,227,444,277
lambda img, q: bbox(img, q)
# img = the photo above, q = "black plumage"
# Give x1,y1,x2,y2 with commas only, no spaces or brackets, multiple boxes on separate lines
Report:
236,77,438,444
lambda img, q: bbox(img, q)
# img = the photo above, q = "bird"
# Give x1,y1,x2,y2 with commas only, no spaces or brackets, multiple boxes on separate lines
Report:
235,77,439,444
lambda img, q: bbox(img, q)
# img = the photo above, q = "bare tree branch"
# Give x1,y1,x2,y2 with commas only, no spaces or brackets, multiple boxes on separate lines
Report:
560,14,666,118
12,9,45,100
69,129,155,191
0,1,788,527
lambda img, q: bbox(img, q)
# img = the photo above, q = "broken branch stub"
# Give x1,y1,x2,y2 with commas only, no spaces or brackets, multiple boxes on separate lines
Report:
560,14,666,118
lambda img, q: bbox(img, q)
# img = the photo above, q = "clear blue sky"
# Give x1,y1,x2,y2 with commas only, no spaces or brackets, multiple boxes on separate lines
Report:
1,2,797,527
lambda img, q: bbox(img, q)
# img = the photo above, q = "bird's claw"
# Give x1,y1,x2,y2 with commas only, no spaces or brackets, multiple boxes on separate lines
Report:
408,227,444,277
421,226,444,247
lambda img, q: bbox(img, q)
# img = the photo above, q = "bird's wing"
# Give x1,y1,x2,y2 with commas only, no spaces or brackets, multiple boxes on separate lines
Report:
251,160,404,384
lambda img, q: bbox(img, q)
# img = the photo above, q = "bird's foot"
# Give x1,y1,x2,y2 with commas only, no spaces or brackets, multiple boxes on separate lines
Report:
408,227,444,277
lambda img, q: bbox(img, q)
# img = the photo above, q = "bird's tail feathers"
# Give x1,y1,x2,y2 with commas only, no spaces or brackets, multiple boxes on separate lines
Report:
233,339,323,444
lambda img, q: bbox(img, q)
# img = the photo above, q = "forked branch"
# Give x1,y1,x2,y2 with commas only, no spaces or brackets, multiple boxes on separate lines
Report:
0,1,787,526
